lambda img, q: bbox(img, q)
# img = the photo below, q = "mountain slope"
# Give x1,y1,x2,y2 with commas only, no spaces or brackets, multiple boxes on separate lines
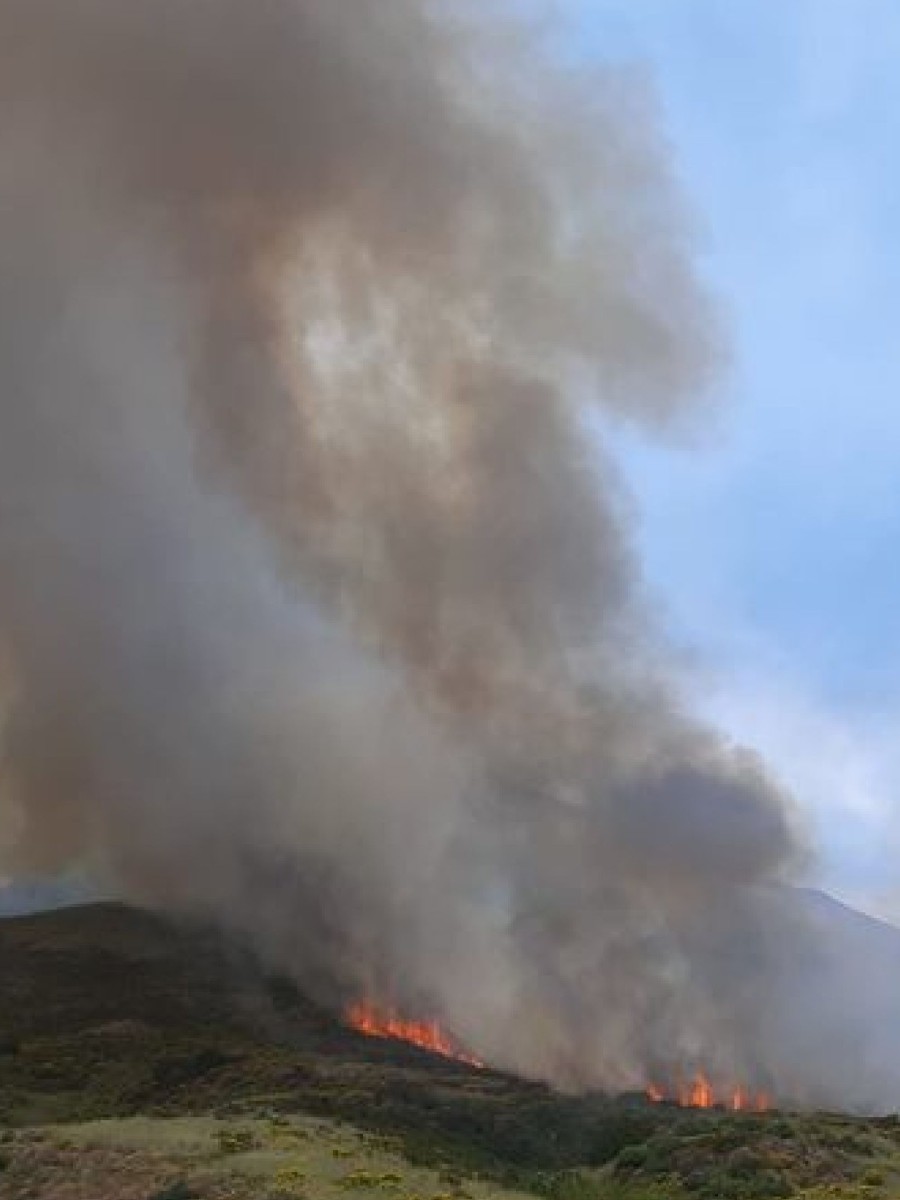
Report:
7,900,900,1200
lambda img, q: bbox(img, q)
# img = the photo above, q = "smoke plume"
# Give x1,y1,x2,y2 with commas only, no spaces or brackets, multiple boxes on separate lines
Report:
0,0,867,1103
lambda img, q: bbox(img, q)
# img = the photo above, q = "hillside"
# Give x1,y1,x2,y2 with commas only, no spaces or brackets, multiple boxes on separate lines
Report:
4,902,900,1200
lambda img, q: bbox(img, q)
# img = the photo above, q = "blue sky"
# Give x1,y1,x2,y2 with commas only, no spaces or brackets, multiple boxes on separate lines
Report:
569,2,900,914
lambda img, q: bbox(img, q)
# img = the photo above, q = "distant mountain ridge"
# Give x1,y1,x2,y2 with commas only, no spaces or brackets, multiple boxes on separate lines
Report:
0,876,98,916
795,886,900,945
4,875,897,924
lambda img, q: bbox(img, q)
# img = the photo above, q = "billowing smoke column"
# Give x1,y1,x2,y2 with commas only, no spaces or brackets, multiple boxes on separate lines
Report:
0,0,864,1104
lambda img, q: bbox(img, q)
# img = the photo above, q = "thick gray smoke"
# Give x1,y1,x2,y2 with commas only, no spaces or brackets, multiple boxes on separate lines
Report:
0,0,877,1106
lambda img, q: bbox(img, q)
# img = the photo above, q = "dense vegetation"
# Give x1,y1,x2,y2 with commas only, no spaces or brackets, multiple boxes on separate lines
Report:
2,903,899,1199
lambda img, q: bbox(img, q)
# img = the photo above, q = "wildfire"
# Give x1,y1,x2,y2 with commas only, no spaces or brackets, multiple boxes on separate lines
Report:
646,1071,771,1112
345,999,483,1067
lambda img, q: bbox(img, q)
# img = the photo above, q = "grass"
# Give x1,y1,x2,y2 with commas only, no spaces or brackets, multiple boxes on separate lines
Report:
1,1112,538,1200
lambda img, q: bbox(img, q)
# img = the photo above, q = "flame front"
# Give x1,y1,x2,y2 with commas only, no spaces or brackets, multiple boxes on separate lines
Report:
346,999,483,1067
347,1000,769,1105
647,1071,771,1112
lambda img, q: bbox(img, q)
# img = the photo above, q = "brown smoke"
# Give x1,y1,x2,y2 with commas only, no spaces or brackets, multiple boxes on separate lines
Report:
0,0,824,1096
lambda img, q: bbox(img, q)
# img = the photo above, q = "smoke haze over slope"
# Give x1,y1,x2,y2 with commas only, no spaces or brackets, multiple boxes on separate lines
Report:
0,0,872,1103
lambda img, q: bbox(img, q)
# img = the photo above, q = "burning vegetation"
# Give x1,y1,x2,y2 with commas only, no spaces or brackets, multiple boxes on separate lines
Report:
646,1072,771,1112
346,997,772,1114
346,999,483,1068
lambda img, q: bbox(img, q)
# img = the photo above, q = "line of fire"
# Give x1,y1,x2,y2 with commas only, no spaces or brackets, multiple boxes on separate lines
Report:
345,999,484,1069
346,1000,771,1111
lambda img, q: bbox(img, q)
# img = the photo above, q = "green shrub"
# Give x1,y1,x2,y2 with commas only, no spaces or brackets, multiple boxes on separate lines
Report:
527,1169,599,1200
694,1167,792,1200
836,1132,876,1156
615,1144,649,1171
215,1125,257,1153
437,1166,465,1187
148,1181,198,1200
272,1164,308,1195
338,1169,383,1190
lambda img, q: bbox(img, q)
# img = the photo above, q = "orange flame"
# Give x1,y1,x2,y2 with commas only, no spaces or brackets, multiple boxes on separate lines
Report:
646,1071,770,1112
345,999,483,1067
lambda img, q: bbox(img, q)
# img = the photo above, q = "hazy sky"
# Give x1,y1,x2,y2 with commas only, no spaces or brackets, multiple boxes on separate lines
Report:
568,2,900,915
